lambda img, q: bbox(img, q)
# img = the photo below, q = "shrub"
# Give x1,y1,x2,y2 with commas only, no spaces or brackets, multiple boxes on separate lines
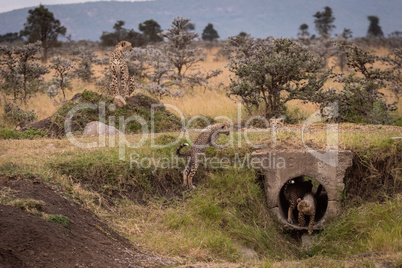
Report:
227,36,330,119
331,43,399,124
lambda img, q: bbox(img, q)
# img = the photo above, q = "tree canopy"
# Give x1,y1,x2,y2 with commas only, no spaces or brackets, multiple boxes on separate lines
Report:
0,42,49,102
227,36,329,119
0,32,23,43
367,16,384,38
161,17,203,80
298,24,310,37
313,6,335,38
100,20,165,47
20,4,66,62
202,23,219,41
139,19,163,43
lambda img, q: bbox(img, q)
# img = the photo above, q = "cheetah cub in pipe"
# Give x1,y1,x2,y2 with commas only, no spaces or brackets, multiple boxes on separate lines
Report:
283,178,313,224
176,122,230,189
297,184,323,234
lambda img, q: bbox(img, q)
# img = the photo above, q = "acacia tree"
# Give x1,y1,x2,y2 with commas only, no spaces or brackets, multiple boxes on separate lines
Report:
20,4,66,63
313,6,336,38
127,46,174,99
202,23,219,41
139,19,163,43
298,23,310,38
0,46,20,101
387,48,401,98
367,16,384,38
331,44,398,124
0,42,49,103
160,17,205,81
227,36,330,119
0,32,23,43
70,46,100,82
49,56,74,100
160,17,222,88
101,20,155,47
341,28,353,39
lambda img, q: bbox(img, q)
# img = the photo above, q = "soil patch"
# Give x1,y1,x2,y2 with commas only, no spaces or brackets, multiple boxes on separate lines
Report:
0,176,175,268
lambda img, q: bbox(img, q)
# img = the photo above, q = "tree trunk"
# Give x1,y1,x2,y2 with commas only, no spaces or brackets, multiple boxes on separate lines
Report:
42,45,48,63
22,65,28,104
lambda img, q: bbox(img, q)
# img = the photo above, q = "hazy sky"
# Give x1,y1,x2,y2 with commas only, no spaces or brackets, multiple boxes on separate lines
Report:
0,0,148,13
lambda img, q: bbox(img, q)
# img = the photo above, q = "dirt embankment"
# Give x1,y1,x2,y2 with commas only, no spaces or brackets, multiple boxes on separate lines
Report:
0,176,175,268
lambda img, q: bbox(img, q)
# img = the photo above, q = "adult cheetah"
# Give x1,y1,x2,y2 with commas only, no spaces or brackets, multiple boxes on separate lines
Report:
109,41,132,97
176,122,231,189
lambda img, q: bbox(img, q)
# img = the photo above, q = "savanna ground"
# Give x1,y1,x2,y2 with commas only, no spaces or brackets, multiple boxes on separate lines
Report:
0,45,401,267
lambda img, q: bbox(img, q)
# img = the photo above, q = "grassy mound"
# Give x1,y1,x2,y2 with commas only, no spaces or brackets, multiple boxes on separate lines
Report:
20,90,182,138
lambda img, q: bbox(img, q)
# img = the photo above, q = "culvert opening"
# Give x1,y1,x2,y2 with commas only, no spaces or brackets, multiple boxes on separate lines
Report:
278,176,328,228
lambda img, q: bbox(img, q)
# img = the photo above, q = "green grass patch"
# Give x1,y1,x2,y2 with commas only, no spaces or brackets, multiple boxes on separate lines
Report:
0,187,71,228
0,162,39,179
310,195,402,257
44,213,71,228
49,148,184,200
0,123,401,265
0,126,48,140
157,169,300,261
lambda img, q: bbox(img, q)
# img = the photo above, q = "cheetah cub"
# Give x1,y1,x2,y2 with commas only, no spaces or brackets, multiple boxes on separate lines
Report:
269,118,284,129
176,122,231,189
297,184,323,234
283,178,313,224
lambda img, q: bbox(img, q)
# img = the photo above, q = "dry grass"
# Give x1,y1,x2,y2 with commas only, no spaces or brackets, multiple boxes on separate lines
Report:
0,123,401,266
1,46,401,125
1,45,401,267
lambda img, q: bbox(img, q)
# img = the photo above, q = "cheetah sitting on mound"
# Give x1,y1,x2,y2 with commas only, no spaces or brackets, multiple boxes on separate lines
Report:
297,184,323,234
176,122,231,189
109,41,132,97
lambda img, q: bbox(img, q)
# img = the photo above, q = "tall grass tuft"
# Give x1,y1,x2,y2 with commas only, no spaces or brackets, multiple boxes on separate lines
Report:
151,169,300,262
310,195,401,257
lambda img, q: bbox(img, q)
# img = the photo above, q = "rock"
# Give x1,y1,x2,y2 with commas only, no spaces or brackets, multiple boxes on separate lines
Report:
46,143,56,150
301,233,314,252
82,121,123,136
113,95,126,108
238,246,258,260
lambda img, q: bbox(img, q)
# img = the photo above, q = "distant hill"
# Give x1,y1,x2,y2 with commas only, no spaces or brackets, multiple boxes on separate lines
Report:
0,0,401,41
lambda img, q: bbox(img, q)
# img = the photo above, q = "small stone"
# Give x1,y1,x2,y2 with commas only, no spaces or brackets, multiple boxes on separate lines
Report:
301,233,313,251
82,121,123,136
46,143,56,150
113,95,126,108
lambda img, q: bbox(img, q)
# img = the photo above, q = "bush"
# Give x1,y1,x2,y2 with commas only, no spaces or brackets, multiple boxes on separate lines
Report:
227,36,330,119
331,43,400,125
4,102,37,124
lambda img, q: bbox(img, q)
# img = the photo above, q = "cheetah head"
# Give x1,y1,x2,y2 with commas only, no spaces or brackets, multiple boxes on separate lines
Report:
216,122,231,136
269,118,284,128
114,41,133,53
297,198,311,213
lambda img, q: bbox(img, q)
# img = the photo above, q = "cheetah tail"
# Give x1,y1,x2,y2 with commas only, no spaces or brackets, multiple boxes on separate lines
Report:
315,184,323,198
176,143,189,157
